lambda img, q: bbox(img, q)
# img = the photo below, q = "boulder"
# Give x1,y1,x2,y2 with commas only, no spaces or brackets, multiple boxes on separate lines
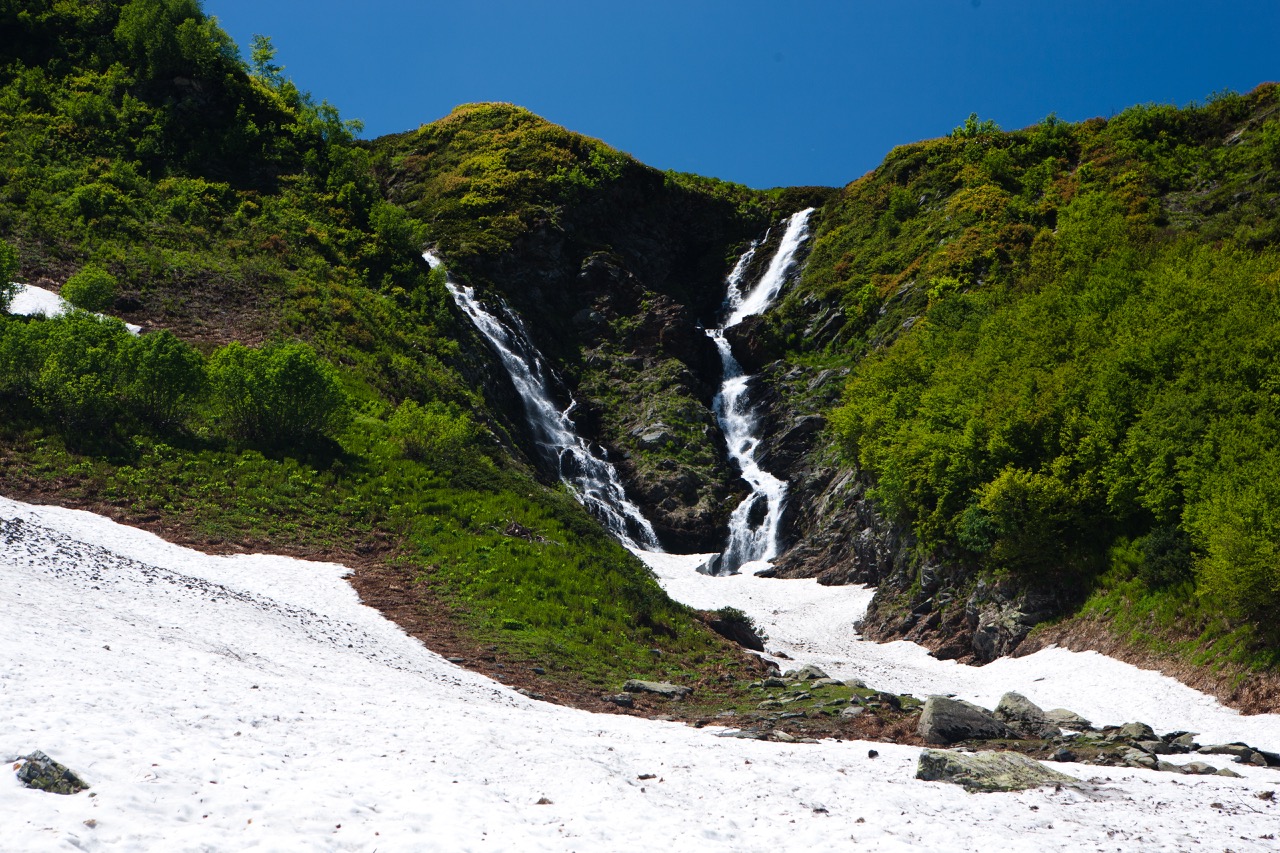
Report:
917,696,1013,745
622,679,692,700
1045,708,1092,730
916,749,1080,793
1107,722,1157,742
785,665,830,682
993,692,1059,738
15,751,88,795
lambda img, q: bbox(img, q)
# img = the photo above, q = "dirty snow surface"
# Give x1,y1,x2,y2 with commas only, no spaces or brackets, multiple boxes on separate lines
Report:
2,499,1278,852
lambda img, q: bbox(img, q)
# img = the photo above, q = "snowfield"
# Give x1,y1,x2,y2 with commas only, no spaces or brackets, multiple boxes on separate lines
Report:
2,497,1278,851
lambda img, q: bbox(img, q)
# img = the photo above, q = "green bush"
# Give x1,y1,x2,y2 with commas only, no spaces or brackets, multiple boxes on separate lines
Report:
32,312,133,430
209,340,351,445
387,398,478,465
61,265,118,312
122,329,207,428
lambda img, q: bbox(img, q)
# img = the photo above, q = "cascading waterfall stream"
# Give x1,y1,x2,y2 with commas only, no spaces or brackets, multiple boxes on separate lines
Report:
426,252,662,552
703,208,814,575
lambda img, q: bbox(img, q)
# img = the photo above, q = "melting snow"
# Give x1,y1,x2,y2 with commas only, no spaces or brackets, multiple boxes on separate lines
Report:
2,497,1277,851
7,282,142,334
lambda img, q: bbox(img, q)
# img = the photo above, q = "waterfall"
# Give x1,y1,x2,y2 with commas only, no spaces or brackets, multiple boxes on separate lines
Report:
702,208,814,575
426,252,662,552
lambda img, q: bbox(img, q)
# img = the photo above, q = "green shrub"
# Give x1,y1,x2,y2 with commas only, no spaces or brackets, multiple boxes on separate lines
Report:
61,265,118,312
209,340,351,445
387,398,478,465
123,329,207,428
32,313,133,429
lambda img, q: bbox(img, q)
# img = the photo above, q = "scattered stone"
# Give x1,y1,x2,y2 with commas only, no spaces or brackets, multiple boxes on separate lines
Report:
1123,750,1157,770
840,706,865,719
603,693,634,708
515,688,545,701
1197,743,1253,759
783,665,830,682
757,700,784,711
715,730,768,740
1167,732,1199,749
771,731,797,743
1135,740,1176,755
1181,762,1219,776
915,749,1080,793
1156,760,1184,773
15,751,88,795
868,749,879,758
1051,748,1076,763
917,696,1013,745
536,797,553,805
845,678,868,689
761,677,789,688
1217,767,1243,778
622,680,692,700
811,678,845,688
1108,722,1157,742
993,692,1059,738
1045,708,1092,730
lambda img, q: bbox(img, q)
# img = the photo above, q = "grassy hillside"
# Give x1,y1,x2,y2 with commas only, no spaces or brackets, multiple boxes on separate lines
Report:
0,0,761,699
776,88,1280,676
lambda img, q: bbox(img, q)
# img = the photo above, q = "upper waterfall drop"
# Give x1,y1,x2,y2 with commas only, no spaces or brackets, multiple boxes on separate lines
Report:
426,251,663,552
703,208,815,575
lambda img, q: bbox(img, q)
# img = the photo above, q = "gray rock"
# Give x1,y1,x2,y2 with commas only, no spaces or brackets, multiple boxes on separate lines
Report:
1197,743,1254,759
1135,740,1176,755
1108,722,1157,742
715,730,767,740
993,692,1059,738
771,731,797,743
623,679,692,700
840,706,866,719
1181,761,1219,775
1124,749,1158,769
1156,760,1185,773
786,665,830,682
1045,708,1092,730
811,678,845,687
761,676,789,688
1217,767,1244,778
757,700,784,711
916,749,1080,793
16,751,88,795
603,693,634,708
917,696,1013,745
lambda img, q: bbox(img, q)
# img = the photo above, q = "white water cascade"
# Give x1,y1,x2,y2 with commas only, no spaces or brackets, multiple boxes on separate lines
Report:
426,252,662,551
703,208,814,574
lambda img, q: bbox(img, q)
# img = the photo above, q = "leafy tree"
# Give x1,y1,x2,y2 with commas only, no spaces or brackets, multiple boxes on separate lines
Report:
61,264,118,312
951,112,1001,139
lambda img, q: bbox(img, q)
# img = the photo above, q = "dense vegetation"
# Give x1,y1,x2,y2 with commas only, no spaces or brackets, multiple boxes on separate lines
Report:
0,0,754,692
783,89,1280,667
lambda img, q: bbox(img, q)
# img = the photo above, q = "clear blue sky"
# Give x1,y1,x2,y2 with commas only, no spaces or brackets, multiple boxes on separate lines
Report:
204,0,1279,189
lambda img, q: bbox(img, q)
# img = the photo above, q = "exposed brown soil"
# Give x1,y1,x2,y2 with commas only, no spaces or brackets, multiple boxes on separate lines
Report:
1017,615,1280,715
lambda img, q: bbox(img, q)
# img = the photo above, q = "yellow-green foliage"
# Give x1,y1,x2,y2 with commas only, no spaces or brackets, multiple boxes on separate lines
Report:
373,103,638,260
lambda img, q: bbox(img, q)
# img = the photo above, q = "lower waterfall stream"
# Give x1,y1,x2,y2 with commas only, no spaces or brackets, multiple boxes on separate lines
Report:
426,251,662,552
